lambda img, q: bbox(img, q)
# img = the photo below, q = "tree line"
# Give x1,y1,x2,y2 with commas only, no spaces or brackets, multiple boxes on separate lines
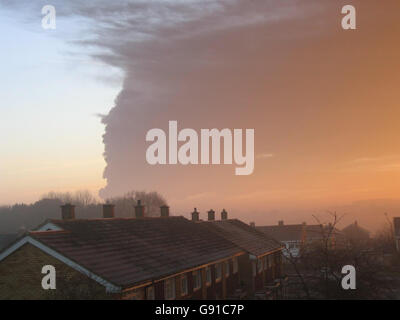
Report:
0,190,167,235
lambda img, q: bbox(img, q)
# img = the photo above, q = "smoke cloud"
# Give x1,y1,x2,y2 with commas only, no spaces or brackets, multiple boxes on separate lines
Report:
61,0,327,203
4,0,400,230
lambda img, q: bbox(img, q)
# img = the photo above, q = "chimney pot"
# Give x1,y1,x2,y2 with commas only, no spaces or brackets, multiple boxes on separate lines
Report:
61,204,75,220
221,209,228,220
191,208,199,222
135,200,145,219
208,209,215,221
250,222,255,228
103,204,115,218
160,205,170,217
278,220,284,226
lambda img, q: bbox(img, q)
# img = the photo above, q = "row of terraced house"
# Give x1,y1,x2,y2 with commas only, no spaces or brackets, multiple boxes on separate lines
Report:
0,202,284,300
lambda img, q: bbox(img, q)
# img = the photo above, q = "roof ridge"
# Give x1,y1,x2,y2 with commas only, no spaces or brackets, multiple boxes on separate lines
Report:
50,216,184,223
29,230,70,235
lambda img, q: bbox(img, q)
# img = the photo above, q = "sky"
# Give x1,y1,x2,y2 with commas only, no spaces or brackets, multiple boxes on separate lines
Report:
0,4,121,203
1,0,400,231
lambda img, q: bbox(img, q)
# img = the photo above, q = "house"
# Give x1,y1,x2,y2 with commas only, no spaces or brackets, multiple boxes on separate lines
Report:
256,221,306,257
394,217,400,252
195,209,284,298
0,203,283,300
257,220,341,258
341,221,370,244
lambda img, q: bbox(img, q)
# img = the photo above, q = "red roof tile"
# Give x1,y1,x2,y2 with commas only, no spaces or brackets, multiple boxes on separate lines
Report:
257,224,305,242
200,219,282,257
258,224,342,242
30,217,242,288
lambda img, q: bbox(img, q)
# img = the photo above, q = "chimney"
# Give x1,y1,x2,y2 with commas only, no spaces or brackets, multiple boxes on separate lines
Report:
191,208,199,222
278,220,284,226
103,204,115,218
135,200,145,218
250,222,255,228
160,205,170,217
61,204,75,220
221,209,228,220
208,209,215,221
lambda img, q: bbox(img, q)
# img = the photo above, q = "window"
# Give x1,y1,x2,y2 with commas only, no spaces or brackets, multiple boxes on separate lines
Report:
146,286,155,300
193,270,202,291
257,258,263,274
232,257,238,274
205,266,212,286
181,275,188,296
224,261,230,277
165,278,176,300
215,263,222,281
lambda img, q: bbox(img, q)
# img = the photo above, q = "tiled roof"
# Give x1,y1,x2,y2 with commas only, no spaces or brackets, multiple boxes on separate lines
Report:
341,222,369,236
29,217,242,288
306,224,343,240
257,224,341,242
200,219,282,257
257,224,305,242
305,225,327,239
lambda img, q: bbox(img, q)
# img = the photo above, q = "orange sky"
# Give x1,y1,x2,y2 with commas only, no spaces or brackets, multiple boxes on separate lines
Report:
1,0,400,232
98,1,400,216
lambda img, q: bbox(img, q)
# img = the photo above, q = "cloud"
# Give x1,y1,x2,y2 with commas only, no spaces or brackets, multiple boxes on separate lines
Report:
1,0,327,202
47,0,322,200
257,153,275,159
12,0,394,210
344,155,400,172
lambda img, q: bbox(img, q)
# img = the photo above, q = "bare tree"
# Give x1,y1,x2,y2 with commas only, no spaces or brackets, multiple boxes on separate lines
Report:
283,212,400,299
282,246,311,299
42,190,98,207
282,212,344,299
106,190,167,217
374,213,396,252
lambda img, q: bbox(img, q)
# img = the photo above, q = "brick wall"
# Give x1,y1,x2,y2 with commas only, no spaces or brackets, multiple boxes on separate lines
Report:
0,243,109,300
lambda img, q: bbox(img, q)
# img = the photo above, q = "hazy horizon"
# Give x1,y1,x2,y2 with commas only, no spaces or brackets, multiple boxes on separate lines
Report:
1,0,400,233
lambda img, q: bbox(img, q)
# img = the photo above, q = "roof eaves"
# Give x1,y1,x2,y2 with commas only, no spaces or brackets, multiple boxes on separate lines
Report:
0,234,121,293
